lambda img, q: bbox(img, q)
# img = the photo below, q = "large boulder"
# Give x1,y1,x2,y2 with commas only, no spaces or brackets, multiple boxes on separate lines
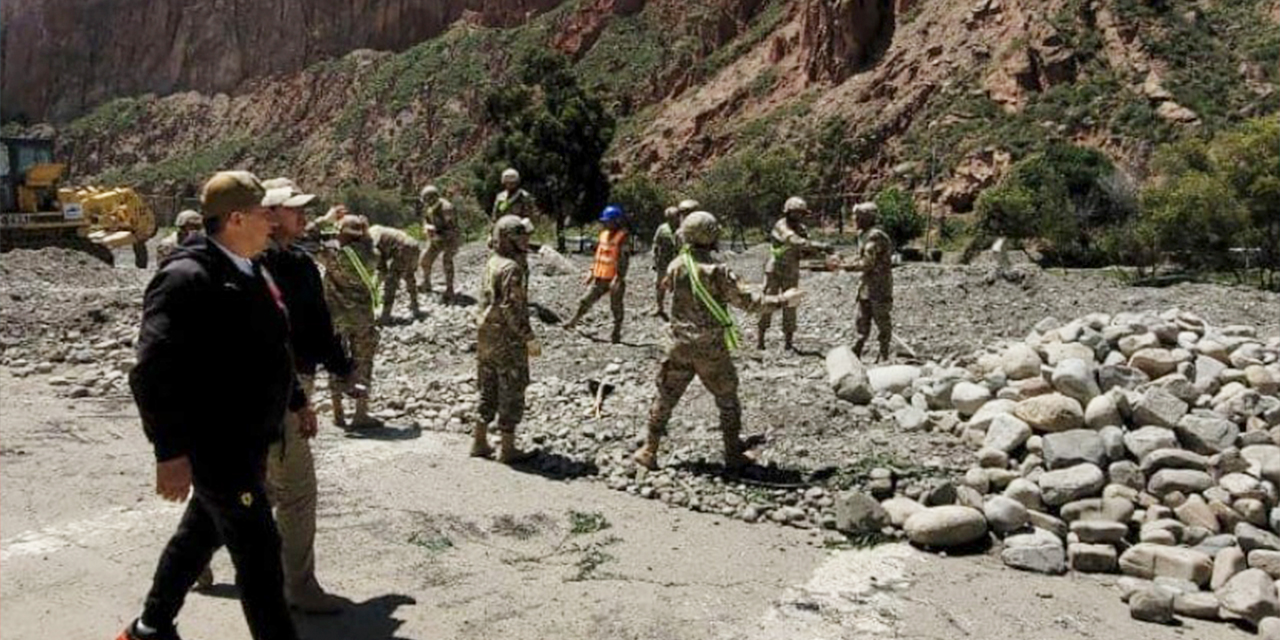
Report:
1216,568,1280,626
826,346,872,404
1001,343,1043,380
904,506,988,548
1119,543,1214,587
1000,527,1066,574
1038,463,1105,506
1051,358,1099,405
1175,414,1240,454
1014,393,1085,433
1041,429,1106,470
983,414,1032,453
1132,387,1189,428
951,381,992,418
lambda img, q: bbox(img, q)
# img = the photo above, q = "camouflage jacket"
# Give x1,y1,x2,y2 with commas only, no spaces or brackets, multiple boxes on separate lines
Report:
491,188,535,220
765,217,826,277
369,225,420,271
651,223,680,273
849,227,894,300
155,232,181,262
423,198,459,240
316,239,377,329
664,249,782,354
477,254,533,362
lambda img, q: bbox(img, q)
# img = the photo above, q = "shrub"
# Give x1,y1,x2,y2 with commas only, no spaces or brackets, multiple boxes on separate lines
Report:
873,187,927,248
608,174,673,239
1140,171,1249,273
693,146,812,236
334,185,410,227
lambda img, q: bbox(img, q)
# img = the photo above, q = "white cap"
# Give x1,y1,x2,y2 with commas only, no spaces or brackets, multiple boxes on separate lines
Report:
262,185,317,208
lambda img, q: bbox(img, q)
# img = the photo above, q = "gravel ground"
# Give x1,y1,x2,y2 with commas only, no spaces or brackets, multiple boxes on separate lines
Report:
3,242,1279,532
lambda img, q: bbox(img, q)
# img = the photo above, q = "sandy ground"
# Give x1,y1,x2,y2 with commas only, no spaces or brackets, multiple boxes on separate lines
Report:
0,369,1246,640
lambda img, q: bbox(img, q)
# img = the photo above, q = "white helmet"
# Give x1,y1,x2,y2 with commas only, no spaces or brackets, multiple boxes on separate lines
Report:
420,184,440,201
677,199,700,213
501,168,520,185
784,196,808,214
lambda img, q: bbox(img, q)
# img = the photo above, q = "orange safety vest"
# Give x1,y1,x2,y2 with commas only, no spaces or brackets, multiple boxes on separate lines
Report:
591,229,627,280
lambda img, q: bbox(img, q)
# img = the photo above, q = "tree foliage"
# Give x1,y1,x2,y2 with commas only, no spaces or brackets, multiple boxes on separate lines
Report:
692,146,812,237
608,173,673,238
873,187,927,248
471,49,615,247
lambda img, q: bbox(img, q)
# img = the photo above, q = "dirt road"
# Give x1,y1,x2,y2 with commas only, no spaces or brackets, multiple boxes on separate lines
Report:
0,371,1240,640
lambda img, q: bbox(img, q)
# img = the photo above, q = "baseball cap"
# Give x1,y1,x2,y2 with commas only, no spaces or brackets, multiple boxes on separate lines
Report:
200,171,266,218
261,177,317,208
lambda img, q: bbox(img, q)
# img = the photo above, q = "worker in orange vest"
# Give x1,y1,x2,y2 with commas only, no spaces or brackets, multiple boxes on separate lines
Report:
563,205,630,343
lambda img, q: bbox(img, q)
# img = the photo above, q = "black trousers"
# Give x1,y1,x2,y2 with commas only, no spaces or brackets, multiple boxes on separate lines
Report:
141,482,298,640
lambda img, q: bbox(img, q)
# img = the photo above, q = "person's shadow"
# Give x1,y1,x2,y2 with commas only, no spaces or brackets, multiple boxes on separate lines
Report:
295,593,417,640
342,423,423,441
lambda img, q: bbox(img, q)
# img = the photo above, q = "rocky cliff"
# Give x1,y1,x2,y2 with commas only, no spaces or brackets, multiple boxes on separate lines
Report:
0,0,562,122
14,0,1279,219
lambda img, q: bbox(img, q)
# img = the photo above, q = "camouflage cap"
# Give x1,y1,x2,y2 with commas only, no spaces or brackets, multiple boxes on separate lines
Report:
338,214,370,238
200,171,266,219
175,210,203,227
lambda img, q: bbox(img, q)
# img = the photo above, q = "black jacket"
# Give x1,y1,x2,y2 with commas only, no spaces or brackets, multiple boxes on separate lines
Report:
130,236,305,491
259,242,354,377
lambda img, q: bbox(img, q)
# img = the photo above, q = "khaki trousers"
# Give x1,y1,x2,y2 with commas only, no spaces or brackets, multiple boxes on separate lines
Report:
266,375,322,599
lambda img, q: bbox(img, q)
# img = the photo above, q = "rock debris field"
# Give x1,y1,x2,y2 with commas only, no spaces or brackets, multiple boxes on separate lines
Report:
2,243,1280,633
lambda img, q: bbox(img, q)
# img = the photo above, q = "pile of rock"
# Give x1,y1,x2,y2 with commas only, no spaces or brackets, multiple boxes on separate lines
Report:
827,309,1280,631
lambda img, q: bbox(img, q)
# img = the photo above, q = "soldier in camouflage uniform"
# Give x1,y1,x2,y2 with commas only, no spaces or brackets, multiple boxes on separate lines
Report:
634,211,804,471
368,224,423,324
417,185,460,303
650,206,682,319
155,210,204,262
839,202,895,362
471,215,541,464
757,196,833,351
315,215,381,429
490,168,536,221
562,205,630,343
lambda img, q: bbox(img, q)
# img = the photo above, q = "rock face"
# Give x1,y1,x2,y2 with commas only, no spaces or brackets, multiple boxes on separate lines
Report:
1,0,564,121
800,0,888,83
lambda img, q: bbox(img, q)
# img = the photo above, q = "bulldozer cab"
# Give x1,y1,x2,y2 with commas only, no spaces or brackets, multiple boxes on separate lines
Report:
1,137,64,212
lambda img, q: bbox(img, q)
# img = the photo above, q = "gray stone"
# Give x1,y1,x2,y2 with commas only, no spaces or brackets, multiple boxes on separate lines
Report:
1003,478,1045,511
1155,372,1200,404
1060,497,1134,523
984,495,1030,535
1042,342,1095,366
1172,592,1221,620
835,490,889,534
1108,461,1145,491
1124,426,1178,460
1250,549,1280,579
1084,395,1122,430
1208,546,1244,591
1133,387,1189,428
1069,520,1128,544
982,414,1032,453
1174,414,1240,454
1042,429,1106,470
1217,568,1280,626
1173,494,1220,533
1243,445,1280,479
1129,586,1177,624
1139,448,1209,474
921,481,957,507
1014,393,1085,433
1052,358,1099,406
1119,543,1213,586
1000,527,1066,574
828,347,873,404
1119,333,1159,357
1027,510,1068,539
1098,364,1150,392
1069,542,1118,573
1195,354,1227,389
1130,348,1180,379
968,399,1019,431
893,406,929,432
976,448,1009,469
903,506,988,548
1262,617,1280,640
880,497,924,528
1099,426,1125,462
868,365,922,395
1039,463,1105,506
1239,522,1280,553
1002,343,1043,380
1147,469,1214,497
951,381,992,418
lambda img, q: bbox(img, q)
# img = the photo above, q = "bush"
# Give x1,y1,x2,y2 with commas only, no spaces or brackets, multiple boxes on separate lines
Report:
1141,171,1249,273
873,187,927,248
334,185,411,227
608,174,673,239
693,146,811,236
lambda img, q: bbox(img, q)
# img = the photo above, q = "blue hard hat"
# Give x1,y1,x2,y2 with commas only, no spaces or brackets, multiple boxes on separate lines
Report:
599,205,624,223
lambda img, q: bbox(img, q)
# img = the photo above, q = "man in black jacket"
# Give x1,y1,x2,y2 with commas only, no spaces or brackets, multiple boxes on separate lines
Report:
257,177,353,613
120,171,306,640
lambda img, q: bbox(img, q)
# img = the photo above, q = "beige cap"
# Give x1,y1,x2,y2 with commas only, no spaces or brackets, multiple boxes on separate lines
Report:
200,171,266,219
262,185,317,208
175,210,203,227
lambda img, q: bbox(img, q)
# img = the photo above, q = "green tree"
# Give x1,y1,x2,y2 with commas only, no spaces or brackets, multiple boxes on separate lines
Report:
693,146,811,245
609,174,672,239
1210,116,1280,285
472,49,616,251
873,187,927,248
1141,171,1250,274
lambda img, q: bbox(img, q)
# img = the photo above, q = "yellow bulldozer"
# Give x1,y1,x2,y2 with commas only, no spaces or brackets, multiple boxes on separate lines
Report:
0,137,156,267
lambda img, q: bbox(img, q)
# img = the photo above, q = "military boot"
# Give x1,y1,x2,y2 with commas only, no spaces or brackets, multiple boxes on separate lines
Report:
331,394,347,428
470,421,494,458
722,433,756,472
610,324,622,344
349,399,382,430
632,433,661,470
497,430,535,464
783,333,796,352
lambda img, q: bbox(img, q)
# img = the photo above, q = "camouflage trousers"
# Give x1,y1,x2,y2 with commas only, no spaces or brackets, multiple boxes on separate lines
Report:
477,356,529,431
758,269,799,342
334,323,378,393
382,252,421,319
854,296,893,358
572,277,625,335
647,345,742,443
419,234,459,296
265,375,321,600
653,253,676,311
